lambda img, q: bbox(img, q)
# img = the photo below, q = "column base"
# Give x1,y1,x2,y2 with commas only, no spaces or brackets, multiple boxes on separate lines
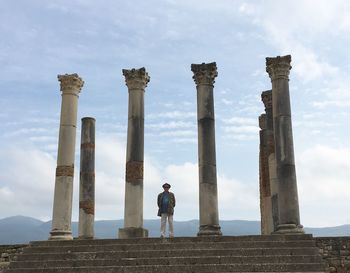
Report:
78,236,94,240
273,224,304,235
197,225,222,236
118,227,148,239
49,230,73,240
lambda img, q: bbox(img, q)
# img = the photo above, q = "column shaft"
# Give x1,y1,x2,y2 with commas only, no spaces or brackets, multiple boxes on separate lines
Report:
259,114,273,235
191,62,222,236
263,91,280,232
266,55,304,234
78,117,95,239
118,68,149,239
50,73,84,240
259,90,278,234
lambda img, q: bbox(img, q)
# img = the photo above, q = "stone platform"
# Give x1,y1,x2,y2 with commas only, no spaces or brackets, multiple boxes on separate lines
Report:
3,235,327,273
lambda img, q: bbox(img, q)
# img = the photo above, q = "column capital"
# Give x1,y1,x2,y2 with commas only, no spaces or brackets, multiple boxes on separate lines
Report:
261,90,272,110
266,55,292,81
58,73,84,95
122,67,150,90
191,62,218,86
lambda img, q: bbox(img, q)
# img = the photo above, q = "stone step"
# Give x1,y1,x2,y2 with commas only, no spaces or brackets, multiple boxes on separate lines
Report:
30,234,313,246
16,247,320,261
4,236,326,273
3,262,326,273
23,240,316,253
4,271,327,273
9,255,323,268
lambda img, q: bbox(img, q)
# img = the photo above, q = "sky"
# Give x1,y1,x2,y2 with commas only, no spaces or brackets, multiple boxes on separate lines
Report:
1,0,350,228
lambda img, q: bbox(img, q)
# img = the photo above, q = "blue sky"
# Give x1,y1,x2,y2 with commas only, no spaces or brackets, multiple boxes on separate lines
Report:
1,0,350,228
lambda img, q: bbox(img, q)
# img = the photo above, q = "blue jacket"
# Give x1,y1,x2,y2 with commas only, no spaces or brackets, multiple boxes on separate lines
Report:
157,191,175,216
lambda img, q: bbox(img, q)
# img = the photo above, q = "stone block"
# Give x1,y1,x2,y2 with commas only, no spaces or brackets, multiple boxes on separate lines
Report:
118,227,148,239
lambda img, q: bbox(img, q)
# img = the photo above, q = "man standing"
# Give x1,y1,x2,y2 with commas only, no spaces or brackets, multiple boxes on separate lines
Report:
157,183,176,238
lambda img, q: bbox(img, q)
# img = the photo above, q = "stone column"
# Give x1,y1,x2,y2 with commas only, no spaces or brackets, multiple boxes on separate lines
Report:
259,90,279,235
78,117,95,239
191,62,222,236
50,73,84,240
118,67,149,239
261,90,279,233
259,113,273,235
266,55,304,234
269,152,279,232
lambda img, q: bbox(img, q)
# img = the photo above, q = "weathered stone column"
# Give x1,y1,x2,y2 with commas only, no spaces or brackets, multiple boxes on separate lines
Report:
50,73,84,240
118,67,149,239
261,90,279,233
269,152,279,232
259,113,273,235
191,62,222,236
78,117,95,239
259,90,279,235
266,55,304,234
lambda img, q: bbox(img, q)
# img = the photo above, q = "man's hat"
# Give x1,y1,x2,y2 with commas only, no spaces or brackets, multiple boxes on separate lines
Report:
162,183,171,188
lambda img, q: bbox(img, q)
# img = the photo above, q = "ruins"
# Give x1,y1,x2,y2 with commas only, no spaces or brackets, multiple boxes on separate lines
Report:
1,55,338,273
48,56,306,239
119,67,150,239
191,62,222,236
50,74,84,240
78,117,95,239
259,90,279,235
264,55,303,234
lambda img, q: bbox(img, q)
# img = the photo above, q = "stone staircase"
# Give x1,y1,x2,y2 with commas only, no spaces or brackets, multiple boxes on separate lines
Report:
4,234,327,273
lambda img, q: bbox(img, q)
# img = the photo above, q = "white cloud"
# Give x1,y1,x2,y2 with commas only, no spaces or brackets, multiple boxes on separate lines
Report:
311,79,350,109
221,117,259,142
148,111,196,120
291,47,338,82
293,119,335,129
224,125,258,134
3,128,52,138
160,130,195,137
223,133,257,142
1,126,348,228
221,98,233,105
0,144,55,220
170,137,197,144
241,0,343,82
222,117,257,125
238,3,256,15
148,121,195,129
297,145,350,226
313,100,350,108
0,135,261,224
29,136,57,142
218,175,259,220
93,135,126,219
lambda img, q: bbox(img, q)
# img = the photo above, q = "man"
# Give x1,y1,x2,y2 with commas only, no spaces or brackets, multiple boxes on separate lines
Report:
157,182,176,238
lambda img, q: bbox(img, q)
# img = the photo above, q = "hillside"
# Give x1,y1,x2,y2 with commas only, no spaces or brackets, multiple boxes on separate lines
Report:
0,216,348,244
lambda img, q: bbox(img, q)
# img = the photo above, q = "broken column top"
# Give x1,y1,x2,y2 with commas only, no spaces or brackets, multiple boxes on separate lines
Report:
259,114,267,130
191,62,218,86
81,117,96,121
58,73,84,93
261,90,272,110
266,55,292,81
122,67,150,90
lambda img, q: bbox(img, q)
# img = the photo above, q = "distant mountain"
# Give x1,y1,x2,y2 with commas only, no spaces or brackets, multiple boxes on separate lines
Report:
305,225,350,236
0,216,47,244
0,216,349,244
